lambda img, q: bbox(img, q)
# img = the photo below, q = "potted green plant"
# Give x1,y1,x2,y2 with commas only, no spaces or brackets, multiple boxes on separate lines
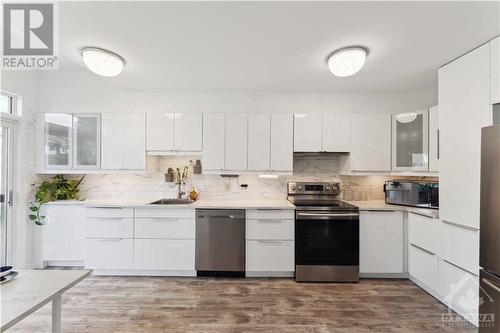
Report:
29,174,85,225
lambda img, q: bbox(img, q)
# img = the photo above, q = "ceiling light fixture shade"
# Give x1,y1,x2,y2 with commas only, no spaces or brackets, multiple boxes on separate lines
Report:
328,46,368,77
396,113,418,123
81,47,124,77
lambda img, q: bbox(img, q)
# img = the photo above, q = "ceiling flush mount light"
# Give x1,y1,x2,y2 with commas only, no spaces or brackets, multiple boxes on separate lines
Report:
81,47,124,77
327,46,368,77
396,113,418,123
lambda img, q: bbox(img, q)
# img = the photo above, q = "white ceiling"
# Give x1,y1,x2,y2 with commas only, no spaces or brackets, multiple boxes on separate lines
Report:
59,1,499,93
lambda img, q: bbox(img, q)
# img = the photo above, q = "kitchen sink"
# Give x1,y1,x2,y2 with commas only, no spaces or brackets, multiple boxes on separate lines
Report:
149,198,194,205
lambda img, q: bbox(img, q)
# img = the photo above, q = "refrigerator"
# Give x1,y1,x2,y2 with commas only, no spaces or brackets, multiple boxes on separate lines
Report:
479,125,500,332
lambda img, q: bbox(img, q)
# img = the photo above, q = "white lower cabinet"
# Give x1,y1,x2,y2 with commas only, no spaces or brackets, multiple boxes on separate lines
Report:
245,209,294,277
409,244,439,293
85,238,133,270
359,211,404,275
246,240,294,273
134,239,195,271
40,203,86,264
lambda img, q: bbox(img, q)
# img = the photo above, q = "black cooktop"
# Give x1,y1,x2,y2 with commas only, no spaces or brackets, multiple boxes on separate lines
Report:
287,197,358,211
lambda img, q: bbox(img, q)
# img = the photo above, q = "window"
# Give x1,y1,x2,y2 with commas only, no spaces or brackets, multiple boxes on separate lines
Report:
0,94,13,114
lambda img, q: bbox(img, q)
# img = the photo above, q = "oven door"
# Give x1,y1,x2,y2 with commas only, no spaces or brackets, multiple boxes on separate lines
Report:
295,210,359,282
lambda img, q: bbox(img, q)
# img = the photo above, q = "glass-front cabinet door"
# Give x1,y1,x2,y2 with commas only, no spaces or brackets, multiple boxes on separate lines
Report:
44,113,101,170
392,110,429,171
45,113,73,169
73,114,100,169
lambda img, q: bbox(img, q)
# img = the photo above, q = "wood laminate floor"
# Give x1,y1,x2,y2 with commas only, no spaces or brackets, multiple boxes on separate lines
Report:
7,276,477,333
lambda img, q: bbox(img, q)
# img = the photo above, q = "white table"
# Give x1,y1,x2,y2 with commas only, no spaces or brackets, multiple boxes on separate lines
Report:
0,269,90,332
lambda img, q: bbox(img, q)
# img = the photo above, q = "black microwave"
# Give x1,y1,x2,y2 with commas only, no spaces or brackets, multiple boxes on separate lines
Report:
384,180,439,209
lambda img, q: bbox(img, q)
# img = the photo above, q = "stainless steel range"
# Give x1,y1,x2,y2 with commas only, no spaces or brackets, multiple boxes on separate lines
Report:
288,182,359,282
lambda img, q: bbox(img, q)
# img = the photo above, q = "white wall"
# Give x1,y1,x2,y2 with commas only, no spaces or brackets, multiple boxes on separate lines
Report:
1,70,39,268
37,69,436,115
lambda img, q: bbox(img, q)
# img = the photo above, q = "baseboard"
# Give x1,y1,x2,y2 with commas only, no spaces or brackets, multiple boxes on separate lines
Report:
360,272,409,279
91,269,197,277
245,271,294,278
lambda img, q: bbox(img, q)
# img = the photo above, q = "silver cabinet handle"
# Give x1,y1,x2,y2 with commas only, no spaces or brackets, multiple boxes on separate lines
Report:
95,238,123,241
257,219,283,223
482,278,500,294
297,212,359,217
139,217,178,221
410,243,435,255
257,240,284,244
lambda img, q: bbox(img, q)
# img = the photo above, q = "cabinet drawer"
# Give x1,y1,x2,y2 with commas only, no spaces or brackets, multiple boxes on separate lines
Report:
246,240,294,272
135,218,195,239
408,212,442,255
440,221,479,275
135,208,195,219
86,207,133,218
134,239,195,270
409,244,439,292
86,217,133,238
438,259,479,323
246,209,294,220
85,239,133,269
246,219,294,240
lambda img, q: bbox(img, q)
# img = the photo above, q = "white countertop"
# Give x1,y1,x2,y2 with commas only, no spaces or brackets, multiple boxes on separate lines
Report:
346,200,439,218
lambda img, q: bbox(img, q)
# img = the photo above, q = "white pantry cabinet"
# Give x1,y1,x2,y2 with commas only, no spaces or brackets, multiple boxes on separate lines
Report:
146,113,202,152
490,36,500,104
294,113,350,152
428,106,439,172
225,113,248,171
40,203,86,264
350,114,391,172
438,43,491,229
270,113,293,172
248,113,271,171
202,113,225,171
101,113,146,170
359,210,404,275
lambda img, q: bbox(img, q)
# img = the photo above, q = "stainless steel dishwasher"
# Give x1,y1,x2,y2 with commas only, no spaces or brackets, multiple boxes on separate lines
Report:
195,209,245,277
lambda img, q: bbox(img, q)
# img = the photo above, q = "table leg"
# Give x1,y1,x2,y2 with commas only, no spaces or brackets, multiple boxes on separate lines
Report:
52,294,61,333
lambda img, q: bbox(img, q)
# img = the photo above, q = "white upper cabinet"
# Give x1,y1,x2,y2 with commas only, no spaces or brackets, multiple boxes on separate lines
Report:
350,114,391,172
102,113,146,170
202,113,225,171
174,113,203,151
270,113,293,172
146,113,202,152
225,113,248,170
146,113,174,151
428,106,439,172
391,110,429,171
248,113,271,171
438,43,491,229
322,113,351,152
490,37,500,104
294,114,322,152
42,113,100,170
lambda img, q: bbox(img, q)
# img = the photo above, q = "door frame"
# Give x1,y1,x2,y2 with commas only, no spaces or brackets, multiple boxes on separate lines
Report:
1,119,15,266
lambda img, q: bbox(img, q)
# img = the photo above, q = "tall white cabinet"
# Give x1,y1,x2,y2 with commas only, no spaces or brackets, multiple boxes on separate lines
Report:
102,113,146,170
428,106,439,172
490,37,500,104
350,114,391,172
438,43,491,229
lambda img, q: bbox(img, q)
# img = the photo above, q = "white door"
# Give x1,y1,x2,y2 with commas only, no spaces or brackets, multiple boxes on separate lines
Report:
202,113,225,171
428,106,439,172
322,113,351,152
122,113,146,170
248,113,270,171
0,121,14,266
293,114,322,152
101,113,123,169
174,113,203,151
73,114,100,169
270,114,293,172
146,113,174,151
350,114,391,172
438,43,491,229
41,205,71,261
225,113,248,170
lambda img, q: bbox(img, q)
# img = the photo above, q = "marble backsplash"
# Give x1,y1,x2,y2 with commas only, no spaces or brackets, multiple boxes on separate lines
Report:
59,154,437,203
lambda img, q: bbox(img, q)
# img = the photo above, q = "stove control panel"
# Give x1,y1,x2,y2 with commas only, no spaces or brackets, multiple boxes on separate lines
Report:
288,182,341,195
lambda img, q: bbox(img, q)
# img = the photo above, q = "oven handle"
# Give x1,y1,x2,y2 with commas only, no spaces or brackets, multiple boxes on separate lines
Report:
296,212,359,220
